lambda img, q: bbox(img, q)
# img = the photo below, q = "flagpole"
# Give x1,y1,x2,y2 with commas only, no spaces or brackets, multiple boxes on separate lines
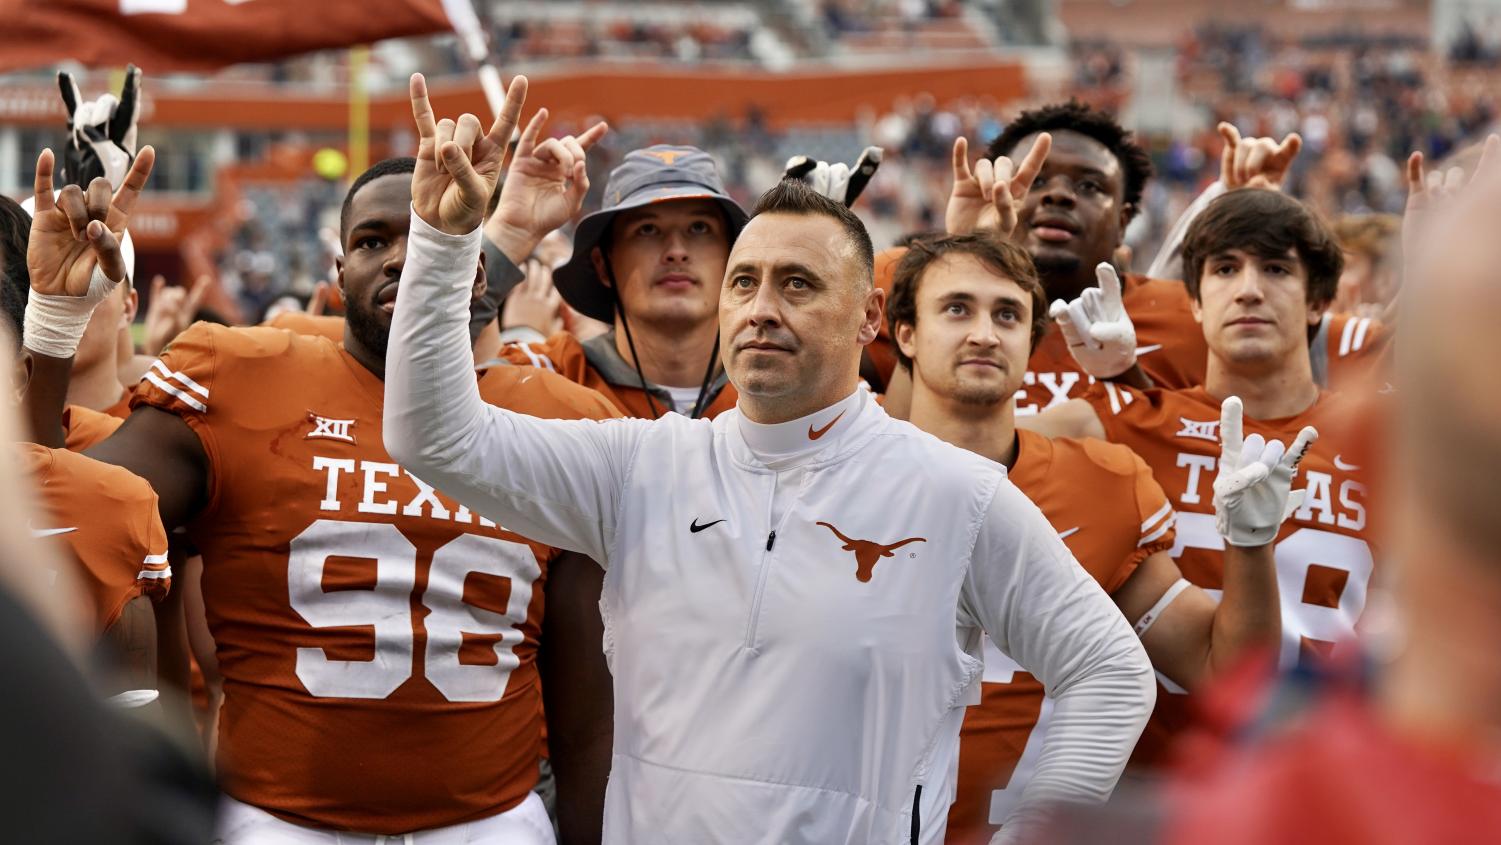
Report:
349,45,370,177
440,0,504,119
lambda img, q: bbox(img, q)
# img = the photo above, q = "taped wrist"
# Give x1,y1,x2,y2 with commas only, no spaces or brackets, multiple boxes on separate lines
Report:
23,267,119,358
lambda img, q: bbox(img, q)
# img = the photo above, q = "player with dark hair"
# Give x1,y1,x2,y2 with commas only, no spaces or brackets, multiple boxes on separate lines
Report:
986,100,1153,295
876,101,1210,418
1025,187,1379,768
886,230,1294,842
384,74,1155,844
19,76,620,842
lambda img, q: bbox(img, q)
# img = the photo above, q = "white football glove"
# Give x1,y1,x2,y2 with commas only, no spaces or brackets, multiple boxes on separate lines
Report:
782,146,882,207
58,65,141,190
1212,396,1318,547
1048,262,1138,378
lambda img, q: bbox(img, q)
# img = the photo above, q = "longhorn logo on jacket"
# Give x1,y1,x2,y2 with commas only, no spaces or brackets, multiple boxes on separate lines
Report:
816,522,926,582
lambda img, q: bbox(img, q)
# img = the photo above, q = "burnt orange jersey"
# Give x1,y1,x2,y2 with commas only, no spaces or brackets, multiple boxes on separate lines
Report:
22,443,169,632
498,329,734,419
62,404,123,452
947,430,1175,843
872,247,1208,413
1083,383,1379,767
102,387,133,419
1322,313,1394,392
132,322,618,833
264,311,346,342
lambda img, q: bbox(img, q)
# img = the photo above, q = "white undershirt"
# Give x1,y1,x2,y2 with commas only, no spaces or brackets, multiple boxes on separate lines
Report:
662,384,705,415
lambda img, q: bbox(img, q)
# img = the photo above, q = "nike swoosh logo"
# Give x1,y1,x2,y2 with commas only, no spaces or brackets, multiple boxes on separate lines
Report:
1057,527,1081,540
30,526,77,538
808,410,845,441
1333,455,1360,471
689,518,725,534
1134,344,1163,356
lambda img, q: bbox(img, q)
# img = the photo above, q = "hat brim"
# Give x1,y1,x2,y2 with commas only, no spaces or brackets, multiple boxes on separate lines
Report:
554,185,749,324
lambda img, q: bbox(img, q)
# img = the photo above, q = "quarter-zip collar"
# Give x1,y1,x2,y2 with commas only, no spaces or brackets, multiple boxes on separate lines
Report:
730,388,871,470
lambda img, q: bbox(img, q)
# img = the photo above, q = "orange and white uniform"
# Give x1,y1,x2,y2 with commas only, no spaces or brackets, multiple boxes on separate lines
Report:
1082,383,1378,766
1317,312,1393,392
22,443,169,632
263,311,346,342
946,430,1176,843
498,330,732,419
133,322,618,835
873,248,1208,412
62,403,123,452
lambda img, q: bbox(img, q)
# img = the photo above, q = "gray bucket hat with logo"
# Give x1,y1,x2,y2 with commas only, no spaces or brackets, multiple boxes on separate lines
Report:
554,145,749,323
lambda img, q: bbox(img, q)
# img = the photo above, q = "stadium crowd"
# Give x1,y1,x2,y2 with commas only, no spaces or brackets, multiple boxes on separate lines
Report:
3,26,1501,845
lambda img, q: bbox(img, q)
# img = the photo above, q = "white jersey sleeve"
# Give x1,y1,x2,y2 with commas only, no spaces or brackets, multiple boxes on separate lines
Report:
383,209,645,565
959,479,1155,842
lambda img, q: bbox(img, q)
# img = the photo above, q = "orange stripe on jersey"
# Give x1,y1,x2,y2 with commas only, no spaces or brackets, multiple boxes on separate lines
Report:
948,430,1176,843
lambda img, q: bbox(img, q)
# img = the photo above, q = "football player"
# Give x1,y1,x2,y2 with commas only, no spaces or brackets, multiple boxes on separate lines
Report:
1047,122,1501,845
878,102,1208,417
887,231,1301,842
1024,187,1379,766
20,77,619,843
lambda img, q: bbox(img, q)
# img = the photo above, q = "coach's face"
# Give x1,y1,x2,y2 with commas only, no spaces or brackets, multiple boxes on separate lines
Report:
721,213,882,422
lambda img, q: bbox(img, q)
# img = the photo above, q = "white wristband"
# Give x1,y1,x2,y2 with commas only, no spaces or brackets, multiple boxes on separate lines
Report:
1133,578,1192,637
23,266,120,358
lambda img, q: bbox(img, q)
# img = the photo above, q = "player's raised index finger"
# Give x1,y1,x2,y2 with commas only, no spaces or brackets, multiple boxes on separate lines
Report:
33,148,59,213
1219,396,1245,456
485,74,528,146
410,74,438,140
951,136,971,180
1094,261,1123,307
1217,122,1242,146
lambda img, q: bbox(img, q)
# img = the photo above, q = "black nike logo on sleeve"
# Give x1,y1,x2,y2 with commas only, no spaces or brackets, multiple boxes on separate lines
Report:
690,518,726,534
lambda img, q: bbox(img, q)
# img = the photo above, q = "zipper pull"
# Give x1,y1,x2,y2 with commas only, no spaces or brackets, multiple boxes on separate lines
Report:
765,531,776,551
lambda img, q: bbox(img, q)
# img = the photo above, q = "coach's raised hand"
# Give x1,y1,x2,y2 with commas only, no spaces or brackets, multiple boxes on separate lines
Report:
408,72,527,236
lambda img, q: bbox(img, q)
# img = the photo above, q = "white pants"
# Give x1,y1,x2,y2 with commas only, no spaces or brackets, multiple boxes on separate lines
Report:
215,793,556,845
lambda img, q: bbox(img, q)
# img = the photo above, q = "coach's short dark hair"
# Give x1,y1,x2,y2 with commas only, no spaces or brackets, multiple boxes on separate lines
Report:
988,100,1152,216
754,179,874,286
340,157,416,239
886,232,1047,372
1182,189,1343,308
0,196,31,351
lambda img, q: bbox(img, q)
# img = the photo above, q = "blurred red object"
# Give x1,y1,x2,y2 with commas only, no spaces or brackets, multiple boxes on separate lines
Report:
0,0,450,73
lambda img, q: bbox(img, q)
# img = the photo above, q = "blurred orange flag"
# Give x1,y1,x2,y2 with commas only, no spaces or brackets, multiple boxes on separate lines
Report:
0,0,454,73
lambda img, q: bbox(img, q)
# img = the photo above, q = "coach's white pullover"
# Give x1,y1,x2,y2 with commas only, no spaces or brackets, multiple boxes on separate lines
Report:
385,210,1155,845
